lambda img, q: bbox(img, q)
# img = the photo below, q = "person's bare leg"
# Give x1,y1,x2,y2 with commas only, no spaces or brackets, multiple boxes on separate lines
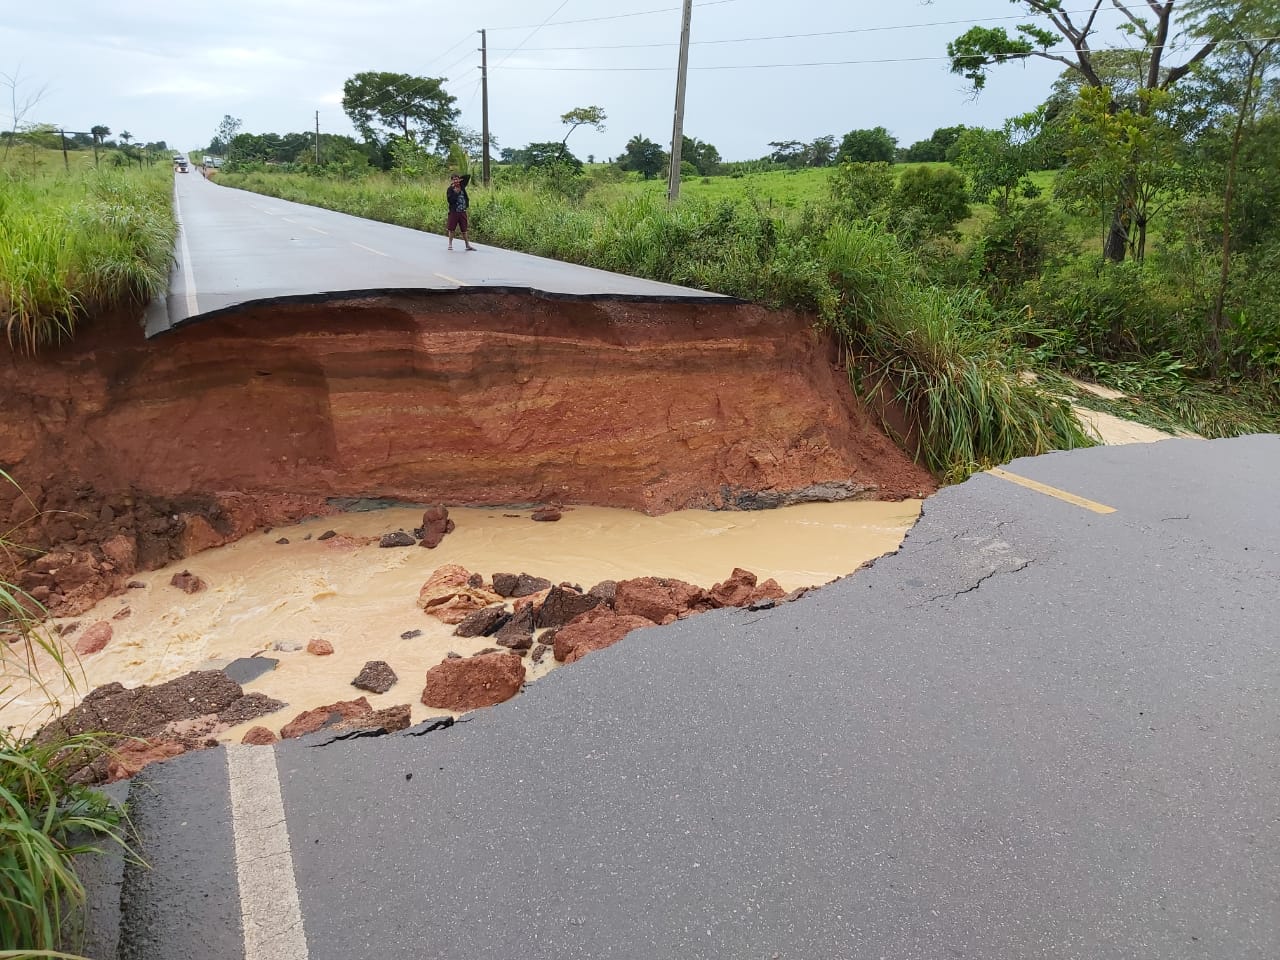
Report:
447,226,454,250
464,226,476,251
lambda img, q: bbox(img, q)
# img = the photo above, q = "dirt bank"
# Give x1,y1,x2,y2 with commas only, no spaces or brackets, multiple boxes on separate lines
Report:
0,293,934,612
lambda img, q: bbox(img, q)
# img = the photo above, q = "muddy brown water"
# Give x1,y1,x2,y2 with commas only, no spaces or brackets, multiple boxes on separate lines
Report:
3,501,921,739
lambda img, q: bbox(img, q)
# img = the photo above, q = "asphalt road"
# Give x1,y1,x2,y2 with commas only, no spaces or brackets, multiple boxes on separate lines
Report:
143,171,725,336
116,435,1280,960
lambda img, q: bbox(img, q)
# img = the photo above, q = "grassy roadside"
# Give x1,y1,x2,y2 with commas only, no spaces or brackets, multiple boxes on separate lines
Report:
0,162,176,353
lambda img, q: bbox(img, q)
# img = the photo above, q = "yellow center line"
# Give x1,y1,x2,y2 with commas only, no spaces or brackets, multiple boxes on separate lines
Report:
433,271,463,285
987,467,1117,515
351,241,388,257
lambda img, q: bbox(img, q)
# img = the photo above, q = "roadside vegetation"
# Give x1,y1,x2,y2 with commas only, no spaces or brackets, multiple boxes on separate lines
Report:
1,472,130,958
0,146,175,353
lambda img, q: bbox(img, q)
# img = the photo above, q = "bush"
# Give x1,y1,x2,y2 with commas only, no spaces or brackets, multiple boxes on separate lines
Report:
828,162,894,221
888,166,970,243
974,199,1071,295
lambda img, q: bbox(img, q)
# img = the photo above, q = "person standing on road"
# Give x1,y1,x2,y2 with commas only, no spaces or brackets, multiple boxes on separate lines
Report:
445,173,476,251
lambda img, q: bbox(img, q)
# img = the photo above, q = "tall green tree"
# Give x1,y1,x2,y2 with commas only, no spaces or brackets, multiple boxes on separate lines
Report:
619,135,665,179
681,135,722,175
944,0,1248,261
342,72,458,151
836,127,897,164
1181,0,1280,364
560,105,607,144
953,113,1046,214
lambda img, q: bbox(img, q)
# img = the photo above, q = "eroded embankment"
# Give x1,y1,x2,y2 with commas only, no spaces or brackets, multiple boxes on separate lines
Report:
0,292,935,615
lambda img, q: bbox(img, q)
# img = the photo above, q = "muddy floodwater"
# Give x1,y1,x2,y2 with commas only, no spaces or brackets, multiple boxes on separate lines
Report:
5,501,922,739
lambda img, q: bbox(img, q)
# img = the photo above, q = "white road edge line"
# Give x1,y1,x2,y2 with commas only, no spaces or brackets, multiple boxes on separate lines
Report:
226,746,310,960
307,225,328,235
351,241,389,257
172,186,199,317
281,216,300,224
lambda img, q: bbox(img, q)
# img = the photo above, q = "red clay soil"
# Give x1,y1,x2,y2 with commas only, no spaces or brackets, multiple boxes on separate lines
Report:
0,293,934,613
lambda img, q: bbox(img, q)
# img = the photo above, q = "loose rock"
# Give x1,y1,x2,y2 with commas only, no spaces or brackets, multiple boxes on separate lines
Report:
418,505,456,549
492,572,552,598
74,621,113,656
421,652,525,711
553,608,655,664
453,605,511,638
352,660,398,694
280,697,372,739
307,638,334,656
169,569,206,594
379,531,416,548
241,726,278,746
535,584,603,629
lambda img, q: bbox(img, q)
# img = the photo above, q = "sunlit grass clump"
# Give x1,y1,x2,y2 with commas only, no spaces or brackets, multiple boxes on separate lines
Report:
0,165,175,353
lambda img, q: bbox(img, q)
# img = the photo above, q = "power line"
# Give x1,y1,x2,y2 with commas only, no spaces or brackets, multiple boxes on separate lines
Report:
487,0,743,32
485,7,1131,52
492,34,1280,73
493,0,573,70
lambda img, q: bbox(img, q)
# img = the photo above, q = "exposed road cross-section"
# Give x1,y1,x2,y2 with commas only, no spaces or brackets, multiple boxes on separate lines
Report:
144,173,727,336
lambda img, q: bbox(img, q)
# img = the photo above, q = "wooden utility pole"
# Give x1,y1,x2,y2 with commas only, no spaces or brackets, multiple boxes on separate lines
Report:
480,28,491,185
58,128,70,170
315,110,321,164
666,0,693,204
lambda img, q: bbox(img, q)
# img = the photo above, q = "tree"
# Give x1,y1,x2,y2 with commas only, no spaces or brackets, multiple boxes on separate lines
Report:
118,130,133,146
808,135,838,167
944,0,1249,260
619,135,665,179
342,72,458,152
836,126,897,164
1180,0,1280,365
901,125,969,163
682,135,722,175
509,141,583,171
560,105,606,144
767,140,807,167
1056,86,1185,262
90,124,110,167
953,113,1046,214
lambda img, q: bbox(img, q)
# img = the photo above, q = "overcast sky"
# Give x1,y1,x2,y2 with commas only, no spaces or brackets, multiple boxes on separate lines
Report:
4,0,1137,161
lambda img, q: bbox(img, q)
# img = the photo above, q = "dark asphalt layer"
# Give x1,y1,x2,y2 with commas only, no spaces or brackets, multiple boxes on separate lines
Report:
262,435,1280,960
144,172,725,335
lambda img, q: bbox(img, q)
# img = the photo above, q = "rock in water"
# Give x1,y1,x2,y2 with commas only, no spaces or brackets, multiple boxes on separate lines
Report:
352,660,399,694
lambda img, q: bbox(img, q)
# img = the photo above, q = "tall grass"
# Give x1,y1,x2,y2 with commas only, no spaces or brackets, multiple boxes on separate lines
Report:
0,165,175,354
819,223,1091,479
218,167,1091,478
1,471,130,957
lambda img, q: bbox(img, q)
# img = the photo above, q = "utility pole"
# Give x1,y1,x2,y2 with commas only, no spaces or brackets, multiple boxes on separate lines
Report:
480,28,491,185
314,110,321,165
58,128,70,171
666,0,693,204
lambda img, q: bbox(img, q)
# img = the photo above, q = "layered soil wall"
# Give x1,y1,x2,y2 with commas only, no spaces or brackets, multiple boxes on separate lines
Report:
0,293,934,612
2,292,933,512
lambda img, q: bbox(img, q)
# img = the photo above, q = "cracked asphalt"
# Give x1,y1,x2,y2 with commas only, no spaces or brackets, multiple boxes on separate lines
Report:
123,435,1280,959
